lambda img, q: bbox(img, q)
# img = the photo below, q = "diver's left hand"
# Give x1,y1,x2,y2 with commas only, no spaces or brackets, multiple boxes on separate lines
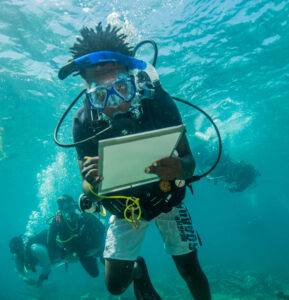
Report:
23,277,36,286
145,157,182,180
35,279,43,288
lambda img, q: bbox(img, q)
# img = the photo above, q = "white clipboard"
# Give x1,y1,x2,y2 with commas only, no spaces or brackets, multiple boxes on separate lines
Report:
97,124,185,195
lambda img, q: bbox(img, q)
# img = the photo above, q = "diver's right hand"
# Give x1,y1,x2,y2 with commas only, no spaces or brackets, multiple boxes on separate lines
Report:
65,252,79,263
81,156,103,187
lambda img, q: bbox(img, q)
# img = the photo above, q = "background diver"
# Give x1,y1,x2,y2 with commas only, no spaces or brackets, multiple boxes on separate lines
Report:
194,145,260,193
47,194,106,278
9,229,63,287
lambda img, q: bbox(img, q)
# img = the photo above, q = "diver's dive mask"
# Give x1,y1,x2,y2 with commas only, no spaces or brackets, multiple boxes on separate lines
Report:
86,75,137,110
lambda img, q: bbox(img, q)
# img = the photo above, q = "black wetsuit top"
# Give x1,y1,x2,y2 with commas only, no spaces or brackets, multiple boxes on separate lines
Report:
48,212,105,258
73,86,187,220
48,212,105,278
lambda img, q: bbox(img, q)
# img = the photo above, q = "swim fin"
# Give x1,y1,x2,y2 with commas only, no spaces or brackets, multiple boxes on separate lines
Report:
133,256,161,300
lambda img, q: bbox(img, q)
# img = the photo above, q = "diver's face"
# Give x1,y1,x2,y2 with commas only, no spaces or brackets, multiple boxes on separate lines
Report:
61,201,78,215
84,62,131,118
61,201,79,221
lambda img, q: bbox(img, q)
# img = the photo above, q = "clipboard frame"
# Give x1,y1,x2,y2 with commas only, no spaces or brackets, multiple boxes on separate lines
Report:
98,124,185,194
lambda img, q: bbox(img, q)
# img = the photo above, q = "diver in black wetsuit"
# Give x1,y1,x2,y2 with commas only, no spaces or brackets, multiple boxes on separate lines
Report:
47,195,105,277
58,23,211,300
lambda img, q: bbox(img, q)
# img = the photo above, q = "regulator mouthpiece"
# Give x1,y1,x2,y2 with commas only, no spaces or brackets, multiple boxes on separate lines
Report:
78,193,99,213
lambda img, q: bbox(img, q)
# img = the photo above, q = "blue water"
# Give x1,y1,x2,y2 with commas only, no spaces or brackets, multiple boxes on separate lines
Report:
1,0,289,299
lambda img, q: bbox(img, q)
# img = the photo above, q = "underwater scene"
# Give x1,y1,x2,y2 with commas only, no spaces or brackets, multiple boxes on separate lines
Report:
1,0,289,299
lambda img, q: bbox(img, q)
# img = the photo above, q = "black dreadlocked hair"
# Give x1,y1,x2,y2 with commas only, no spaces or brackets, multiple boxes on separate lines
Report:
70,22,133,59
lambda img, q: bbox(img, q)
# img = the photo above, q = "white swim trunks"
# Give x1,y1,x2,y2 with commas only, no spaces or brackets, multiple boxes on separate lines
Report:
103,203,201,261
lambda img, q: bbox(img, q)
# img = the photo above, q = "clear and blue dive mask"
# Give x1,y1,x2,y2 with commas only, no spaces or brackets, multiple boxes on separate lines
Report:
86,76,136,110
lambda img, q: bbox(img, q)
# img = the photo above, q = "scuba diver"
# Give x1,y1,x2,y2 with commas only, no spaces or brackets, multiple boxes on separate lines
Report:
56,23,211,300
9,230,62,287
47,194,106,278
221,159,260,193
195,145,260,193
222,158,260,193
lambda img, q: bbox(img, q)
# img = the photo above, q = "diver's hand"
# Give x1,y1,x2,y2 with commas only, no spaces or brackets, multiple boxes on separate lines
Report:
81,156,103,187
35,279,43,288
145,157,182,181
23,277,36,286
65,252,79,263
35,273,49,288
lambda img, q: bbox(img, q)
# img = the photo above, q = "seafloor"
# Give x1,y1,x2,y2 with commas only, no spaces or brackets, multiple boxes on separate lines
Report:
10,267,289,300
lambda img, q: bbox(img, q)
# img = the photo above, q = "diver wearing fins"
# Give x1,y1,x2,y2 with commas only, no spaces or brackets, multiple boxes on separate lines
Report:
56,23,212,299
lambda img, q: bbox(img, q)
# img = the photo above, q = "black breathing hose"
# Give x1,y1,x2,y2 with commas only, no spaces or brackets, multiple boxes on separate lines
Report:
172,96,222,183
132,40,158,67
53,89,111,148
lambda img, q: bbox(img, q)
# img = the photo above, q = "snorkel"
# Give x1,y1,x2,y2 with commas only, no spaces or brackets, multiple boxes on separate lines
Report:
54,40,222,183
58,51,147,80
